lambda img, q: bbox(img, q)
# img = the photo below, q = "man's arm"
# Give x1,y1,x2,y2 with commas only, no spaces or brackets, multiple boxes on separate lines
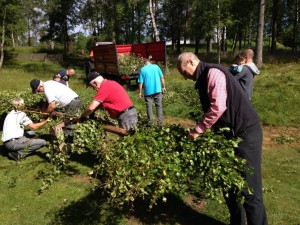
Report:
161,76,166,93
138,83,143,99
45,101,56,114
27,118,50,130
190,68,227,140
81,100,101,119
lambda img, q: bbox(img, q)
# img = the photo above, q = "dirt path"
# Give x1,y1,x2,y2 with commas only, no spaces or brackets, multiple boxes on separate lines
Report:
165,116,300,150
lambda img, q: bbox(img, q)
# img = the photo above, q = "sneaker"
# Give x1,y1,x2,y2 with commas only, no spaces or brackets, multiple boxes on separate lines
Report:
8,152,22,162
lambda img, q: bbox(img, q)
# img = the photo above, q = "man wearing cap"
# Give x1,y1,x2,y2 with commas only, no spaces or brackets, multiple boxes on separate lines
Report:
79,72,138,131
1,98,49,161
53,69,75,87
30,79,82,140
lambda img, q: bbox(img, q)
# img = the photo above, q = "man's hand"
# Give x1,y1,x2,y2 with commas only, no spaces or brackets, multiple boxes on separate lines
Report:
188,129,200,141
50,111,64,117
138,92,143,99
71,116,84,124
162,88,167,94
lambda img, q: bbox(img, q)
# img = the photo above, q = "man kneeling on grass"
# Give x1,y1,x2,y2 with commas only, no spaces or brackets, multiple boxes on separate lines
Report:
1,98,50,161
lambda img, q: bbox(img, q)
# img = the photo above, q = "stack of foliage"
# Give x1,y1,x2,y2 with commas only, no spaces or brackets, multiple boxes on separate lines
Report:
65,118,248,209
118,54,144,75
0,91,249,209
118,53,170,76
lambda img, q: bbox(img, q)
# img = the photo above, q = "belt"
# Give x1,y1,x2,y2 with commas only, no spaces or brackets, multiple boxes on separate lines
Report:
118,106,135,117
68,97,80,105
4,137,21,144
71,96,80,101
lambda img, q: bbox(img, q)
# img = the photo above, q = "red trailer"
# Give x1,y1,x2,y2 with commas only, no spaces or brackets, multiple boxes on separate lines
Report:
88,41,166,85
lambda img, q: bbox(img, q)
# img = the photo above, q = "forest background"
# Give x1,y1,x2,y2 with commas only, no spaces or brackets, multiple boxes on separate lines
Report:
0,0,299,225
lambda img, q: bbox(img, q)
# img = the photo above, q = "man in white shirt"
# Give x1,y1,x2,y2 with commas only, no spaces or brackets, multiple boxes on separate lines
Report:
1,98,49,161
30,79,82,141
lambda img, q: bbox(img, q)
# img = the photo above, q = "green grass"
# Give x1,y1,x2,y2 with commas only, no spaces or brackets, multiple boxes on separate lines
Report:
0,55,300,224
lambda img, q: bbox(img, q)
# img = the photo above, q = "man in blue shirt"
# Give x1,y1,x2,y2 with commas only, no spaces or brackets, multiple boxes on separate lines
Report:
138,59,166,126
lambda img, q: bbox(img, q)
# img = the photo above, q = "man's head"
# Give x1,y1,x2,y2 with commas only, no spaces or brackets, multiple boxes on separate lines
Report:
67,69,75,76
144,58,151,65
30,79,44,93
87,71,104,91
243,49,255,63
12,98,25,109
177,52,200,80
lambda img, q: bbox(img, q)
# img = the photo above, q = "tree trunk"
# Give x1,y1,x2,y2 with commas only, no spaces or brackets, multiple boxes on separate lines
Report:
217,1,221,64
206,37,212,52
131,5,135,43
195,38,199,54
11,31,15,48
271,0,279,51
256,0,265,68
238,30,243,50
27,15,31,46
232,27,238,51
0,8,6,69
247,17,253,48
50,40,55,50
137,7,141,43
292,0,299,52
221,26,227,52
149,0,160,42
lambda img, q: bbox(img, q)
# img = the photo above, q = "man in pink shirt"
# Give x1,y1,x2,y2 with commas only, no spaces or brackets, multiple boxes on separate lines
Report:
80,72,138,131
177,52,268,225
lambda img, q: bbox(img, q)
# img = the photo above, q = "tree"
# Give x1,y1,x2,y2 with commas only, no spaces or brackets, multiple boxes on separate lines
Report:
0,0,24,68
40,0,80,55
271,0,279,51
256,0,265,68
149,0,160,41
0,3,6,68
292,0,299,52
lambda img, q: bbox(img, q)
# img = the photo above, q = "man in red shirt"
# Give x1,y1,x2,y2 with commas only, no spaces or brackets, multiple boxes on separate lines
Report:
80,72,138,130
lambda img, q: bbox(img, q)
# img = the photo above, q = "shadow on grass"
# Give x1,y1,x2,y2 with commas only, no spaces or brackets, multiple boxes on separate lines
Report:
131,194,226,225
47,189,225,225
0,144,8,157
69,151,99,168
47,189,125,225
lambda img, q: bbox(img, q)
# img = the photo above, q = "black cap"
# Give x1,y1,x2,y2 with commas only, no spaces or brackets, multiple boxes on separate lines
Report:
87,71,101,83
30,79,41,93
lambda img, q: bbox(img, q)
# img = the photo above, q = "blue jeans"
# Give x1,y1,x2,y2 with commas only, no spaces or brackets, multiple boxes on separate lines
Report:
144,92,163,126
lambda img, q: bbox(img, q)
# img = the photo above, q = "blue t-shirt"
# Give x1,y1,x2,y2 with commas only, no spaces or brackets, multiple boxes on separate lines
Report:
138,64,163,96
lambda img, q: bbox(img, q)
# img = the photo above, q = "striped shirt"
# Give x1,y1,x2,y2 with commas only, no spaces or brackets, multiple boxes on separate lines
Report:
195,68,227,133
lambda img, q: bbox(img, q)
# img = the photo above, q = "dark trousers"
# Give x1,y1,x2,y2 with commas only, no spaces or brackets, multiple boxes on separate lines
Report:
224,123,268,225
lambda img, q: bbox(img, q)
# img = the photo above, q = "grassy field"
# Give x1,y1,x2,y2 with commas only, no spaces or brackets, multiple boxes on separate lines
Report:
0,54,299,225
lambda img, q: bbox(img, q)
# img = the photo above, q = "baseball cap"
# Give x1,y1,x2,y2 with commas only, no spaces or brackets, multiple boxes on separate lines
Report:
30,79,41,93
87,71,103,84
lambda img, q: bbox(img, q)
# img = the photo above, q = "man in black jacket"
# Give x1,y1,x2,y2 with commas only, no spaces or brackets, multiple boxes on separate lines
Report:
177,52,268,225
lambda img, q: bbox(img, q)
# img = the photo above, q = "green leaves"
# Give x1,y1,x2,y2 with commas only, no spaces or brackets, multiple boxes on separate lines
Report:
1,92,247,209
85,122,248,209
